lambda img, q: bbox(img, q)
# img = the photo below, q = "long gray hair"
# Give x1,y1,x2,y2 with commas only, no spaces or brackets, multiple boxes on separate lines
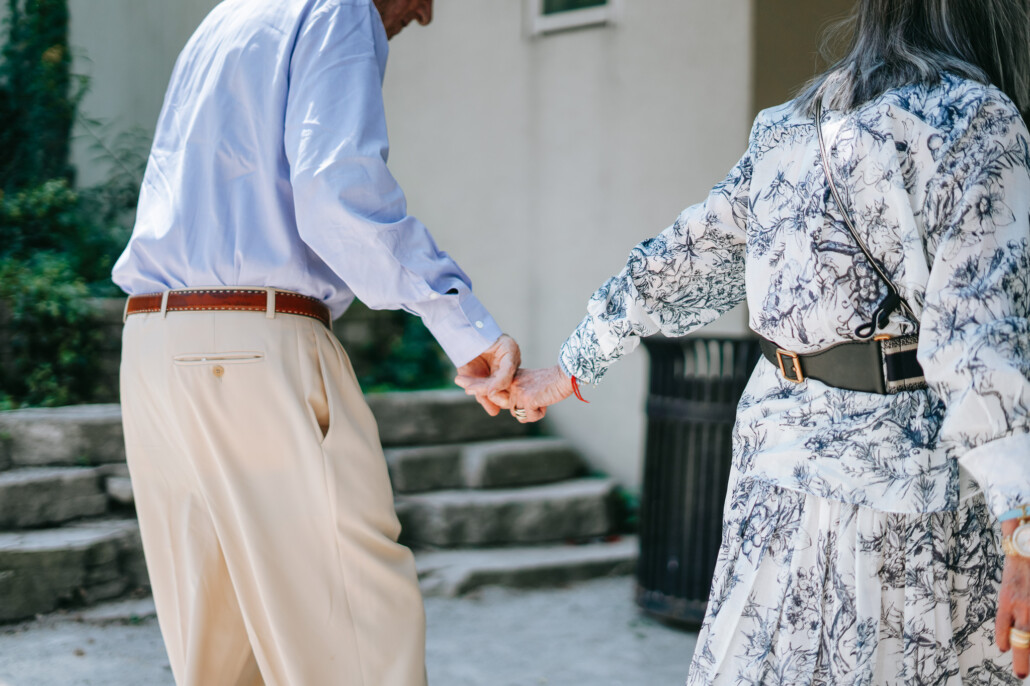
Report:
796,0,1030,121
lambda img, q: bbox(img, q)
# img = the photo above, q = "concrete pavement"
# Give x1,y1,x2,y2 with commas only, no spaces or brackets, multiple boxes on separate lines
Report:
0,577,697,686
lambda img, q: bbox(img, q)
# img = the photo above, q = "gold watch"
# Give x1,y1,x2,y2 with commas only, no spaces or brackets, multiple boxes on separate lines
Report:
1003,519,1030,559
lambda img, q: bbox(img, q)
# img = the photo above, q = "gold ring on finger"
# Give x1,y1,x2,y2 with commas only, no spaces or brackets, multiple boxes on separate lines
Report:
1010,628,1030,649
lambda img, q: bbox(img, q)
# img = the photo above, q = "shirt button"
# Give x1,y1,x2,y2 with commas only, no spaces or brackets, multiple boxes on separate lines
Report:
212,365,225,378
475,321,484,329
430,293,439,300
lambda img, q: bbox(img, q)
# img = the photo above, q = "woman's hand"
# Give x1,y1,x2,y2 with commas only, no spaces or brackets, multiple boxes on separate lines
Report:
501,365,575,423
996,518,1030,680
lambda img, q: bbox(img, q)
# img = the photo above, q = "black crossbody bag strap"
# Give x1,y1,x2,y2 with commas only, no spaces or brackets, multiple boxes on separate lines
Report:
814,100,919,338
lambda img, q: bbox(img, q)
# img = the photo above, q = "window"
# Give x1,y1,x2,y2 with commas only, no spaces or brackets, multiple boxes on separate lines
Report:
528,0,615,36
542,0,607,14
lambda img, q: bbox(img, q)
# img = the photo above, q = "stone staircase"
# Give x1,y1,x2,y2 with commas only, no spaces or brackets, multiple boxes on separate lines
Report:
0,391,636,624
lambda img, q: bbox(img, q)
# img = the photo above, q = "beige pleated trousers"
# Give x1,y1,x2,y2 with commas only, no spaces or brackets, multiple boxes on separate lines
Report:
120,304,427,686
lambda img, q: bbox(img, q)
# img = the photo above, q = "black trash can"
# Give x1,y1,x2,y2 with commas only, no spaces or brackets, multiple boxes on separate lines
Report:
636,335,762,626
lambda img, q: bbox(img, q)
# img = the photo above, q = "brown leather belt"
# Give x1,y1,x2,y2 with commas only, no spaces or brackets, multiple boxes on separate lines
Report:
124,288,331,328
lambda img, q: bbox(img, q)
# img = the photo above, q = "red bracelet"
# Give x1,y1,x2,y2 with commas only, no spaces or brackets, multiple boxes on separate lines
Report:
570,376,589,404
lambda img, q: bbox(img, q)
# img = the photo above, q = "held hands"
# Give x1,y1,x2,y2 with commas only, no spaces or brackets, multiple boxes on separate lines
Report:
996,518,1030,681
457,361,574,423
454,334,521,417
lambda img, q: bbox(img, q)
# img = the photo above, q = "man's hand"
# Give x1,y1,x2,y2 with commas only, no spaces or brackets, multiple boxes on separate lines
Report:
496,365,574,423
996,518,1030,681
454,334,520,416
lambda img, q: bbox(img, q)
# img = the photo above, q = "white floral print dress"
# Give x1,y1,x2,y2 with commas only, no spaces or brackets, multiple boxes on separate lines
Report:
559,74,1030,685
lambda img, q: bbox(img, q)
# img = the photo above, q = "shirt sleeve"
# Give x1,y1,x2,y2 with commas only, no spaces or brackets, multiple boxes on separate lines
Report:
559,141,753,384
283,1,502,367
918,97,1030,519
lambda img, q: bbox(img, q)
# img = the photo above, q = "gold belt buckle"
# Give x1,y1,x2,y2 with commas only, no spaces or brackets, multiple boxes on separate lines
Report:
775,349,805,383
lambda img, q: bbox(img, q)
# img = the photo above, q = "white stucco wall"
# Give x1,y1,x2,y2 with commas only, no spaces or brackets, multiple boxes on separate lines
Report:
383,0,753,489
68,0,221,186
63,0,754,491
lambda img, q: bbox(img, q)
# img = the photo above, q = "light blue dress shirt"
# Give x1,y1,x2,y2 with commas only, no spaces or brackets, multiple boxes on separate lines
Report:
112,0,502,366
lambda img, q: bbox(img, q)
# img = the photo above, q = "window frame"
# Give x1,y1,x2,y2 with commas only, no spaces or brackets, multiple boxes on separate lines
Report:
526,0,618,36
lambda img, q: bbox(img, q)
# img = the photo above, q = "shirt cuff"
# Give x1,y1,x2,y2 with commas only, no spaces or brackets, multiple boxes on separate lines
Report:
958,430,1030,519
418,292,503,368
559,315,611,385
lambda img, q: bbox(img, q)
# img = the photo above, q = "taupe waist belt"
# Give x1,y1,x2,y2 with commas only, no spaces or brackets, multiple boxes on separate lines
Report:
758,335,927,395
124,288,332,329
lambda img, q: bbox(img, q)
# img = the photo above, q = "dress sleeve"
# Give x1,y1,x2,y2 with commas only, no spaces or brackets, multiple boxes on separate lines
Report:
918,98,1030,519
283,1,502,367
558,140,753,384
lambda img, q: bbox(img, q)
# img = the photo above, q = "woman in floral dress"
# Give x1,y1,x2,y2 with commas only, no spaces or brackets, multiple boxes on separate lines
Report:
461,0,1030,683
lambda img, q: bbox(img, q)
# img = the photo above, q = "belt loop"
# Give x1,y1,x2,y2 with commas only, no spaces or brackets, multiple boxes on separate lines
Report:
122,297,130,324
160,291,170,319
265,288,276,319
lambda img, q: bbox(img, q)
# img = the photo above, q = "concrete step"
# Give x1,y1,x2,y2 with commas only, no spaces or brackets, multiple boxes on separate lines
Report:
52,436,583,515
0,519,147,623
396,478,618,547
0,404,125,469
386,437,584,493
367,390,530,447
106,475,135,506
0,467,109,529
0,429,10,471
0,392,528,468
74,596,157,625
416,536,638,597
99,464,134,507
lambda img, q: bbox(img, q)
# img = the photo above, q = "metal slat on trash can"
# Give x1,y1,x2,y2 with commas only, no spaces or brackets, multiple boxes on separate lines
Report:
636,336,761,626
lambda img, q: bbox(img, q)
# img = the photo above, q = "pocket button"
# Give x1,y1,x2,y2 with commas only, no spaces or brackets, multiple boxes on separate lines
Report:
212,365,225,378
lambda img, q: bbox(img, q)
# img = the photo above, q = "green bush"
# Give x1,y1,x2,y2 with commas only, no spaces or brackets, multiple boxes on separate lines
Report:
0,0,132,408
0,173,133,408
0,178,126,291
353,310,454,393
0,0,82,190
0,254,108,408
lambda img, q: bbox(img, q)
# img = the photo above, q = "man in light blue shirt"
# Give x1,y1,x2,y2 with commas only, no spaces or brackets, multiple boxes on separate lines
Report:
113,0,506,370
114,1,518,683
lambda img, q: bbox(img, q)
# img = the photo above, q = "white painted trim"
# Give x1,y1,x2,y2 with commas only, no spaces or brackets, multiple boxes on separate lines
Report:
526,0,616,36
